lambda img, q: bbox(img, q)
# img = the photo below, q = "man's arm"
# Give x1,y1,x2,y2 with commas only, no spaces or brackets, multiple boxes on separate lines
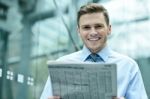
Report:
125,69,148,99
40,76,53,99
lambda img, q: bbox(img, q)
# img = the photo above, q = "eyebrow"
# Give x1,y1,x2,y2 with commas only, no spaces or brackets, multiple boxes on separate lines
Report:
80,23,104,27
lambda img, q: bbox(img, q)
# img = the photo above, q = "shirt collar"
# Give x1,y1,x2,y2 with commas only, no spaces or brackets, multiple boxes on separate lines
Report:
81,45,111,62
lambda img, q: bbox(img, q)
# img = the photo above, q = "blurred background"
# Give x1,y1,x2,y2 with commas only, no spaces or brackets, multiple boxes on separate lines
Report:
0,0,150,99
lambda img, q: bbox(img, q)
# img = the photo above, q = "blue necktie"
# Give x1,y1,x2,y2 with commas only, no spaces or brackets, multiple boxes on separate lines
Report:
86,54,102,62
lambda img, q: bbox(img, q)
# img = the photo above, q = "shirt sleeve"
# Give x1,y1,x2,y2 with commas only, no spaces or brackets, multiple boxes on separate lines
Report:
40,76,53,99
125,67,148,99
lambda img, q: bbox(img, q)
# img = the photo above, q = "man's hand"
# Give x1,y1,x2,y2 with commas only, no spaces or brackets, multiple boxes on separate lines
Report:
48,96,60,99
112,96,125,99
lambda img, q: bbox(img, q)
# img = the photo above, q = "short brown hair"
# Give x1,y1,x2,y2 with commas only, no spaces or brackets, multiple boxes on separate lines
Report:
77,3,109,26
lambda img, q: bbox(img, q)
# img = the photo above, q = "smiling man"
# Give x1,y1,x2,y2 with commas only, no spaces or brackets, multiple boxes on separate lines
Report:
40,3,148,99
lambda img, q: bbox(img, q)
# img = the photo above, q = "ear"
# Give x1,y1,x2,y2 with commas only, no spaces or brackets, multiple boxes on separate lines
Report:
107,25,111,35
77,26,81,37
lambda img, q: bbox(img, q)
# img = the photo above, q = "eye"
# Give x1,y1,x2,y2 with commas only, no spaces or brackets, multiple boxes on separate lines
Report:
95,25,103,29
82,26,91,30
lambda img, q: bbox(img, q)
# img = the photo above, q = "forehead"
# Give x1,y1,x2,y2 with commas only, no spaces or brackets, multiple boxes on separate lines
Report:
79,13,106,26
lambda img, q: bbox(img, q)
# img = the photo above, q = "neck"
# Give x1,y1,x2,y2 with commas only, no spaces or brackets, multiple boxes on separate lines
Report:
89,44,107,54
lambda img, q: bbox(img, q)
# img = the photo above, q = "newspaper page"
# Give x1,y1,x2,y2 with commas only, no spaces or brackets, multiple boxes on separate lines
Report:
48,62,117,99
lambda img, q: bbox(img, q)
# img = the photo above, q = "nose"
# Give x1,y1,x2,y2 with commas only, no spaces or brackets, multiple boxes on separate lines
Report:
90,27,97,35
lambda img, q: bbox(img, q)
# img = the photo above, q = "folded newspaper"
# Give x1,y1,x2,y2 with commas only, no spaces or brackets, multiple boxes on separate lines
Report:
48,62,117,99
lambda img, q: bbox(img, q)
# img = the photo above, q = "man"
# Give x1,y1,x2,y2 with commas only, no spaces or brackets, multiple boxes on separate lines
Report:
40,3,148,99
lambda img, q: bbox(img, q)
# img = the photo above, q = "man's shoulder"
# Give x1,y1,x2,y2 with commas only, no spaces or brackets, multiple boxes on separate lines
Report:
56,50,82,62
112,50,137,64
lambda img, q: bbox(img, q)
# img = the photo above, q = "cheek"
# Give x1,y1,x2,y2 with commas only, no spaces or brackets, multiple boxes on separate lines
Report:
100,30,109,36
79,32,87,38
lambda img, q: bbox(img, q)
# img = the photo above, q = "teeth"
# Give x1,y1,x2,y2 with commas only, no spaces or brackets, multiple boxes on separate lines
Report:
89,37,100,41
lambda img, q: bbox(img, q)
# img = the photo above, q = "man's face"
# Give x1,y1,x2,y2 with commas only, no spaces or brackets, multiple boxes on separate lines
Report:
78,13,111,53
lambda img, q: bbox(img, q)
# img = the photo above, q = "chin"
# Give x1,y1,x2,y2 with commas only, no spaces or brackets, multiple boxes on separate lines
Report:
88,47,100,53
91,45,105,52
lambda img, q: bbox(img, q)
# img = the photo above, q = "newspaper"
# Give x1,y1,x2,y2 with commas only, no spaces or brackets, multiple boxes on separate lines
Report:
48,62,117,99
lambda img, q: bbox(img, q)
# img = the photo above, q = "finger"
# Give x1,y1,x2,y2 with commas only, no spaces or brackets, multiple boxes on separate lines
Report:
112,96,117,99
112,96,125,99
48,96,60,99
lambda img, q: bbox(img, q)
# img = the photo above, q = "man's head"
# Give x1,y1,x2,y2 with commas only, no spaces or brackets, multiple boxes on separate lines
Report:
77,3,111,53
77,3,109,26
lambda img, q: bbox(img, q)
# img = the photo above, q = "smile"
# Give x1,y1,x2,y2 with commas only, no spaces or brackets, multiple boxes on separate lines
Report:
88,37,101,41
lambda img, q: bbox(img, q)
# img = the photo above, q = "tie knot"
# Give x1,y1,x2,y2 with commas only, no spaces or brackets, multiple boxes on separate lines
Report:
87,54,102,62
